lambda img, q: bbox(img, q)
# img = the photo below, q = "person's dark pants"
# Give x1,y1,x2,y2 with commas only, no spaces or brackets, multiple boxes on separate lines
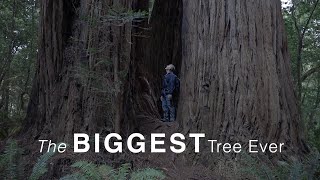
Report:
161,95,175,122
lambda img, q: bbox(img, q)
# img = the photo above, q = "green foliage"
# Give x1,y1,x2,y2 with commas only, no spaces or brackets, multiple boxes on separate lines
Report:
104,4,148,23
60,161,115,180
29,143,60,180
0,139,23,179
289,162,304,180
78,4,148,27
59,172,86,180
97,164,115,179
310,126,320,150
60,161,165,180
130,168,166,180
240,153,274,179
240,152,320,180
0,111,24,139
70,161,103,180
0,0,38,140
114,163,130,180
283,0,320,152
0,141,165,180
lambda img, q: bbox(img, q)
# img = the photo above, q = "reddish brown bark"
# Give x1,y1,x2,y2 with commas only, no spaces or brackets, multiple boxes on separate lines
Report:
23,0,135,142
22,1,309,177
178,0,309,165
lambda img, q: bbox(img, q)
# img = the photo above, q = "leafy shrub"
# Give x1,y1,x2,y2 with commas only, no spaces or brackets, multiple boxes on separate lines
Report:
60,161,165,180
0,139,23,179
130,168,166,180
29,143,61,180
240,152,320,180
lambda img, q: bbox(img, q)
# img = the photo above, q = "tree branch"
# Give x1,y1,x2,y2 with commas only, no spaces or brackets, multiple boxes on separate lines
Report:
302,63,320,82
291,4,300,37
301,0,319,37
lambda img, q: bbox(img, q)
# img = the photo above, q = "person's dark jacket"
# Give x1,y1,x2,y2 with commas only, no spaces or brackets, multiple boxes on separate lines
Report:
161,72,177,96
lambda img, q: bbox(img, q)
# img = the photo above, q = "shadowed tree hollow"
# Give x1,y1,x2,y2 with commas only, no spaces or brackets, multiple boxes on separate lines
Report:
22,0,309,170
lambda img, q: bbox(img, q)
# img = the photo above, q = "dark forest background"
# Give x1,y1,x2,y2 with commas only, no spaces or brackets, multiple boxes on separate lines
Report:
0,0,319,179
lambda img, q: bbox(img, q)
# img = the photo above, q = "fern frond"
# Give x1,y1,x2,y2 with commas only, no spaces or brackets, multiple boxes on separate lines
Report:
59,172,87,180
303,152,320,179
239,153,274,179
289,162,304,180
113,163,130,180
71,161,101,180
130,168,166,180
97,164,114,178
0,139,23,179
29,143,61,180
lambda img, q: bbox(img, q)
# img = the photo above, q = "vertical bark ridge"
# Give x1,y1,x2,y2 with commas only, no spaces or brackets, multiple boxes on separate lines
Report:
179,0,309,165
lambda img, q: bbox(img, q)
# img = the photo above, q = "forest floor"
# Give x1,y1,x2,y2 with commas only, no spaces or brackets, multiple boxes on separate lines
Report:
12,121,220,180
131,121,219,179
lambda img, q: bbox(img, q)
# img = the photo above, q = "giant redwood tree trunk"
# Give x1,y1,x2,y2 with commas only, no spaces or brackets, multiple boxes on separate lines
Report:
22,0,309,177
178,0,309,165
23,0,138,142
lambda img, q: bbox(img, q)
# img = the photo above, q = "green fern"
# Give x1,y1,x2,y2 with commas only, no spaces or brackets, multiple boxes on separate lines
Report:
29,143,61,180
97,164,114,178
130,168,166,180
61,161,166,180
0,139,23,179
273,162,290,180
113,163,131,180
303,152,320,179
68,161,125,180
240,153,274,179
59,172,86,180
71,161,102,180
240,152,320,180
289,162,304,180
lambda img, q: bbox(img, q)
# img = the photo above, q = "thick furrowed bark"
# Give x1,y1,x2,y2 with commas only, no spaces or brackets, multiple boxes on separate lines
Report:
178,0,309,163
23,0,136,143
21,1,309,177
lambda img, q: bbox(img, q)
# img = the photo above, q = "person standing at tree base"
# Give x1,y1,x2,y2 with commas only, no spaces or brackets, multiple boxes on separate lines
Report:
161,64,180,122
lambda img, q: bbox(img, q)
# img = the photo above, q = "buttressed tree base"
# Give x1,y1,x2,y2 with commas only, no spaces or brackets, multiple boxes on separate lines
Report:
0,0,317,179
